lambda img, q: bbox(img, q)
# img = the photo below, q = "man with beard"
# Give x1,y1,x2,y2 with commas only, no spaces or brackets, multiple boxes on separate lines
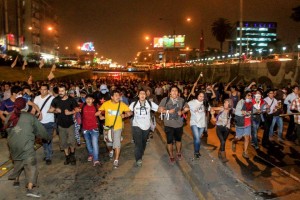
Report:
48,85,79,165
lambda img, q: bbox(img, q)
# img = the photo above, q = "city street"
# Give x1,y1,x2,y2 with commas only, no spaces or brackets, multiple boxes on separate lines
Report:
0,117,300,199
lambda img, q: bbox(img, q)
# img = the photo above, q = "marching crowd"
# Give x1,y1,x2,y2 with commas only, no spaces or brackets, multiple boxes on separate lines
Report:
0,77,299,198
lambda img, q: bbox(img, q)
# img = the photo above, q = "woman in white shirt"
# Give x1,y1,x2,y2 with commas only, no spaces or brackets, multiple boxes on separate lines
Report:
183,91,209,159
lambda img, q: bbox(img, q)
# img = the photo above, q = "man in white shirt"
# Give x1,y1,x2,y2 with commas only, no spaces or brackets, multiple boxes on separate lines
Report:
129,90,158,167
263,89,277,145
284,85,299,140
34,84,55,165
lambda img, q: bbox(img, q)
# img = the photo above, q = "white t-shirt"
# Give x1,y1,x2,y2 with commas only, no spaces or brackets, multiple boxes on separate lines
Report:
129,100,158,130
188,99,207,128
34,94,55,124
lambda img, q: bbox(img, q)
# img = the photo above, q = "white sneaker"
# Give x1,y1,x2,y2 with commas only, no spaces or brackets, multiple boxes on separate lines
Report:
109,150,114,159
113,160,119,168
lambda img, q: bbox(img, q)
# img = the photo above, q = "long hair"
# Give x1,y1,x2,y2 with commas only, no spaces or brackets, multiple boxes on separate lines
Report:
6,98,26,129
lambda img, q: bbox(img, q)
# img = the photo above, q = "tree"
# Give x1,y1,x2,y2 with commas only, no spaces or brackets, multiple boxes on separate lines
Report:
211,18,233,52
291,6,300,22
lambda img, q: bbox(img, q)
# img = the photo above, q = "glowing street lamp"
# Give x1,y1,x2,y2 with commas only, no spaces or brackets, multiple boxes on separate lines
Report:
282,46,286,53
65,46,69,50
28,26,32,30
47,26,53,31
269,48,273,54
297,45,300,60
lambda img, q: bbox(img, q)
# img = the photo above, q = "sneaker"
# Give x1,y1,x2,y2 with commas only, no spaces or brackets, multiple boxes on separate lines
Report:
176,153,182,161
87,155,93,162
109,151,114,160
131,139,135,144
45,159,52,165
194,153,200,160
13,181,20,188
149,132,153,139
169,157,176,165
242,151,249,159
278,138,284,143
113,160,119,168
93,161,101,167
269,136,274,142
136,159,143,167
254,145,259,150
26,189,41,198
231,140,236,152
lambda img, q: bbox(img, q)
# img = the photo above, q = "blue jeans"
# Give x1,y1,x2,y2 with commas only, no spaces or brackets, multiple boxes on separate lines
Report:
190,125,205,154
83,129,99,161
42,122,55,160
269,116,283,138
251,119,260,147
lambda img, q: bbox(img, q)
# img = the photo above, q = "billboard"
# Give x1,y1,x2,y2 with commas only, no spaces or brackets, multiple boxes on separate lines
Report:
154,35,185,48
80,42,95,51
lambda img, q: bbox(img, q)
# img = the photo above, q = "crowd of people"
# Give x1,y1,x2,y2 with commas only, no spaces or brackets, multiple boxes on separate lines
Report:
0,77,299,198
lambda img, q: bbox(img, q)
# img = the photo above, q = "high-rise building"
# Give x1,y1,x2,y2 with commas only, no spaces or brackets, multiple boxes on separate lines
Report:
0,0,58,60
236,21,277,55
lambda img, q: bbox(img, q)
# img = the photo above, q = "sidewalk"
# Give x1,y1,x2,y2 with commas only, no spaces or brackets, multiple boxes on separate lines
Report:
0,120,198,200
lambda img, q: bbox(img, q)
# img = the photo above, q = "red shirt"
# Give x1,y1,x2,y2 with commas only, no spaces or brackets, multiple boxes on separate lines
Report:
82,105,98,130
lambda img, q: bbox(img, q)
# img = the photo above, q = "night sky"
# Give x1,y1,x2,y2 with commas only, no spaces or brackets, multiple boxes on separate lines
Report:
52,0,300,65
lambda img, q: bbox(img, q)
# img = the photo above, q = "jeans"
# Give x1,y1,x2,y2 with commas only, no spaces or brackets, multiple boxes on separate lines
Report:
269,116,283,138
251,119,260,147
132,126,150,161
42,122,55,160
83,129,99,161
190,125,205,154
216,125,229,151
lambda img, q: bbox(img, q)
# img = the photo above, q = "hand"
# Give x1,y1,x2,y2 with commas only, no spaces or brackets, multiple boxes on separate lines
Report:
38,113,43,121
99,115,105,120
242,111,247,116
74,107,81,112
55,108,62,113
121,113,126,118
64,110,73,115
168,109,175,114
251,82,256,85
177,110,182,116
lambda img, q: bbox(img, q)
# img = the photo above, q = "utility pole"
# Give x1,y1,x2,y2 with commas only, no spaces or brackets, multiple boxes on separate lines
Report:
239,0,243,56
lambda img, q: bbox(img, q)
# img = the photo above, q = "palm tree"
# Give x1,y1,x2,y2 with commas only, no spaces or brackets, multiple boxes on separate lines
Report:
211,18,233,52
291,6,300,22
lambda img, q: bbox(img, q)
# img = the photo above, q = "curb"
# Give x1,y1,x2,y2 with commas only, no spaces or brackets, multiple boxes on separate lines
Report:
155,124,206,200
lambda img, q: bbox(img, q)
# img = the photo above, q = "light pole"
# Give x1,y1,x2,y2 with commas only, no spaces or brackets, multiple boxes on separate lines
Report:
269,48,273,55
239,0,243,55
297,45,300,60
282,46,286,54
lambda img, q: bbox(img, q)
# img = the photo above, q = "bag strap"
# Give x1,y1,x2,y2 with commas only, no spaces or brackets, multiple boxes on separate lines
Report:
112,102,121,128
40,95,52,112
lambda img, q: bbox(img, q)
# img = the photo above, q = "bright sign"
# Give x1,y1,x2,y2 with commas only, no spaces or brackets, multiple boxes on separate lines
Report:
80,42,95,51
153,35,185,48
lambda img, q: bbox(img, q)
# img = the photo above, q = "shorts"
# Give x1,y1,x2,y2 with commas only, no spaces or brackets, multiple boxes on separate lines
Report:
8,156,38,185
58,125,76,149
235,125,251,139
106,129,122,149
164,126,183,144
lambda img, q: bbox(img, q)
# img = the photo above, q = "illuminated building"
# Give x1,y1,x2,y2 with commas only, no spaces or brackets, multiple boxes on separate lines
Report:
236,21,277,54
0,0,58,60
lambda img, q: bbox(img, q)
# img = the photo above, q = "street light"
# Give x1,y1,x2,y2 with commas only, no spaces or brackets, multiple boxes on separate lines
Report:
282,46,286,53
297,45,300,60
269,48,273,54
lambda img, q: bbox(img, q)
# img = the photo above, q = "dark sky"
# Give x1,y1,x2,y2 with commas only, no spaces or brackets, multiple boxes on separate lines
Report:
52,0,300,65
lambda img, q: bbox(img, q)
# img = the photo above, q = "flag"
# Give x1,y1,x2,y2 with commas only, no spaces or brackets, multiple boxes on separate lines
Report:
39,59,45,69
22,60,27,70
28,75,33,85
11,56,18,68
48,71,55,80
51,64,56,72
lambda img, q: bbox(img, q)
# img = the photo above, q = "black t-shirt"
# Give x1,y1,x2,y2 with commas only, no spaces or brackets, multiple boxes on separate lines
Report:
51,96,78,128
